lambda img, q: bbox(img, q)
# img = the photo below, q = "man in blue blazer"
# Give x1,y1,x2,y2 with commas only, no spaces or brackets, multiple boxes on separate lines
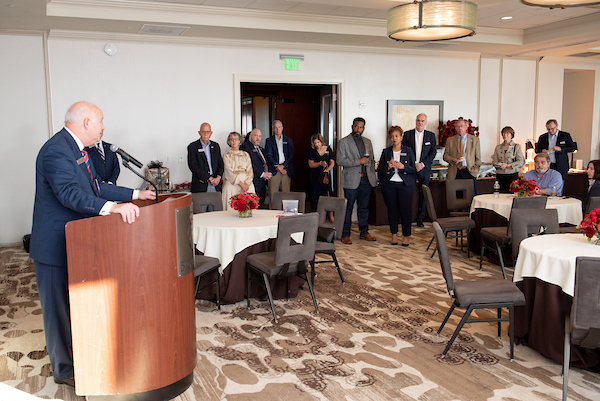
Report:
535,119,576,182
265,120,294,203
30,102,156,387
402,113,437,227
85,139,120,184
241,128,275,208
187,122,224,193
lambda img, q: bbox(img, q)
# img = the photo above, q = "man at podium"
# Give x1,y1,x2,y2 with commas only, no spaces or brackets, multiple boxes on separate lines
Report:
29,102,156,388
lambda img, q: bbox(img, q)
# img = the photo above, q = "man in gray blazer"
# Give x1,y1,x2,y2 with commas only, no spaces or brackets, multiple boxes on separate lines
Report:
337,117,377,244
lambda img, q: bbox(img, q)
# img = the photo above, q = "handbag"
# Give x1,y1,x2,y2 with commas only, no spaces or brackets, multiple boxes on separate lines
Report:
317,170,330,185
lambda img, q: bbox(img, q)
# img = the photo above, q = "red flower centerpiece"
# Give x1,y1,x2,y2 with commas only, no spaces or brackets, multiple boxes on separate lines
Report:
509,178,539,197
438,117,479,147
230,192,260,218
579,208,600,244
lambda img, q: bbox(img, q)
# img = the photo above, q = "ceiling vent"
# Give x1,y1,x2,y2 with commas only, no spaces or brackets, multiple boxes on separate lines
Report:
139,24,190,36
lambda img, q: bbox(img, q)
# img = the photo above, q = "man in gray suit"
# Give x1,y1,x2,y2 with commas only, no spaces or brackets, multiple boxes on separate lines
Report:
337,117,377,244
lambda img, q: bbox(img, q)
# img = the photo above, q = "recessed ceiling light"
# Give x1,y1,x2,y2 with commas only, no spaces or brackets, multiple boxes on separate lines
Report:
8,4,15,7
501,16,513,20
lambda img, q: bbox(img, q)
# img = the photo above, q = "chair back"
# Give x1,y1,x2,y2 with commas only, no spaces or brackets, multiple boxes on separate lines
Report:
192,192,223,213
509,209,559,257
316,196,347,240
422,184,438,221
274,213,319,276
271,192,306,213
571,257,600,348
433,221,454,296
512,196,548,209
446,179,475,212
585,197,600,216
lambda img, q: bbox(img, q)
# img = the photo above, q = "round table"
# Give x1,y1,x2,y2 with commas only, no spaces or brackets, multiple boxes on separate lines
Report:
192,209,303,304
513,233,600,368
470,193,582,225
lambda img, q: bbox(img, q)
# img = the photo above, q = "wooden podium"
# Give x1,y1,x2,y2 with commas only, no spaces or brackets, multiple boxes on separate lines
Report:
65,193,196,400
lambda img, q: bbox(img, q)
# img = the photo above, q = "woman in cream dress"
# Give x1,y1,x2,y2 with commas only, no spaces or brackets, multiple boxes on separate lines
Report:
222,131,256,210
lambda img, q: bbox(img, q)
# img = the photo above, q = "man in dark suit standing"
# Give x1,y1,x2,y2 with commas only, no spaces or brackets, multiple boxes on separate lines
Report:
241,128,274,208
265,120,294,202
85,139,120,184
402,113,437,227
187,122,224,194
535,119,576,182
29,102,156,388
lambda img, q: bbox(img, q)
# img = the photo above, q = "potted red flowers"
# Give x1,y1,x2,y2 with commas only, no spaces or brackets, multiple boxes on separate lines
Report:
509,178,539,197
579,208,600,244
230,193,260,218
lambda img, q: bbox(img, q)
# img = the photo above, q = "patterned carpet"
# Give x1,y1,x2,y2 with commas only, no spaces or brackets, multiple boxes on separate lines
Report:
1,223,599,400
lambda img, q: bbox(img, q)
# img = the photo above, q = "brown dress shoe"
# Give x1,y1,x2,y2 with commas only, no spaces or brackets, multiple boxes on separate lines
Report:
359,234,377,241
341,237,352,244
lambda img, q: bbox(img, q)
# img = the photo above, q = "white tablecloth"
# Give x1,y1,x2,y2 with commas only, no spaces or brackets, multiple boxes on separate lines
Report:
193,209,287,273
469,193,582,225
513,234,600,296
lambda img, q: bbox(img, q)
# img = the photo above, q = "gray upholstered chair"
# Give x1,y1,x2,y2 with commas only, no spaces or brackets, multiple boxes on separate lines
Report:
446,179,475,217
563,256,600,401
246,213,319,323
192,192,223,213
433,221,526,360
585,196,600,215
194,255,221,310
509,209,559,260
479,196,548,278
270,191,306,213
310,196,347,285
423,184,476,259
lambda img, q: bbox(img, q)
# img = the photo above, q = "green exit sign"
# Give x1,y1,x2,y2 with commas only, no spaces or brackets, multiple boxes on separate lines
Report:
283,58,301,71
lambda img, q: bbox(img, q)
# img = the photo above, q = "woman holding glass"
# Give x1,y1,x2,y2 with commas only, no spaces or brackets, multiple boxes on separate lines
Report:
222,131,255,210
492,126,525,192
376,126,416,246
307,133,335,212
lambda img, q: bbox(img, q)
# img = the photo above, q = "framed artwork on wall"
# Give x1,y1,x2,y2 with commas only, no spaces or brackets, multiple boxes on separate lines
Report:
386,100,443,146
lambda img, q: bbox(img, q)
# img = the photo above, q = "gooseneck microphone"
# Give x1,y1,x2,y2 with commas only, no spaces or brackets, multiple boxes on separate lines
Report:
110,144,143,169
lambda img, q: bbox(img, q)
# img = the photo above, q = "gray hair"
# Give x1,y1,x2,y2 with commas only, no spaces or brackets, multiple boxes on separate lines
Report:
272,120,283,129
227,131,242,146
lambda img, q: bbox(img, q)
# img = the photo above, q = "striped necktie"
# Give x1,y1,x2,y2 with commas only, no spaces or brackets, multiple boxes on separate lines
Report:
96,143,105,161
81,150,99,196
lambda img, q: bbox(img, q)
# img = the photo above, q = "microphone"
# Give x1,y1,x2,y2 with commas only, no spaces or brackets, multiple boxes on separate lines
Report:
110,144,143,169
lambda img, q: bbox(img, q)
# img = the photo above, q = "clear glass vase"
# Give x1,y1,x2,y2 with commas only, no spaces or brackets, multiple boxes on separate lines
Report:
238,209,252,218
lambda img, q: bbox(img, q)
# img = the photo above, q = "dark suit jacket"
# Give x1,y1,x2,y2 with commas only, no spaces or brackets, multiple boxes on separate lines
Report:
187,139,224,193
265,135,295,178
85,141,120,184
535,131,576,173
241,140,275,186
402,129,437,178
30,128,134,267
376,146,417,188
584,180,600,214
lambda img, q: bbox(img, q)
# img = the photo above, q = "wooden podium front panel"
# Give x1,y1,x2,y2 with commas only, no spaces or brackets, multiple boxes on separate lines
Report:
66,193,195,396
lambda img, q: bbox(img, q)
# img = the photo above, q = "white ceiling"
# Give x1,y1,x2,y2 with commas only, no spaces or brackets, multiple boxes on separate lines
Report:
1,0,600,58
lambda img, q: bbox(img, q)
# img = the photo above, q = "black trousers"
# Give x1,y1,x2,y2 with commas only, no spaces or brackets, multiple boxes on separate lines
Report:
381,181,414,237
497,172,518,193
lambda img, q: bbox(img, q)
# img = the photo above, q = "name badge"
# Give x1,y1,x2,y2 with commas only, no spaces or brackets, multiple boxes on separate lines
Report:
198,148,205,153
560,141,565,144
425,142,430,145
77,157,85,165
400,153,407,156
283,142,288,145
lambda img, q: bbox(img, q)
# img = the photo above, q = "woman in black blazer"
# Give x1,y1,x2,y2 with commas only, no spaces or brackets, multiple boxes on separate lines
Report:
377,126,417,246
584,160,600,214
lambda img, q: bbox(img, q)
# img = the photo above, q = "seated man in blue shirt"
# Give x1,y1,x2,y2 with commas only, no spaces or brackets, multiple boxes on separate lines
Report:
523,153,564,196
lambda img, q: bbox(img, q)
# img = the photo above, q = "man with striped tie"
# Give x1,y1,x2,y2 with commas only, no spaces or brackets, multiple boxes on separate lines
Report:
30,102,156,388
85,138,120,184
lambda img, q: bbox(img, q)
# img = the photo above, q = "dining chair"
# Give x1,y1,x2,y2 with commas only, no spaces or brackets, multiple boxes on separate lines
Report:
246,213,319,323
423,184,476,259
194,255,221,311
562,256,600,401
510,208,559,260
432,221,526,360
446,179,475,217
270,191,306,213
310,196,347,285
192,192,223,213
585,196,600,215
479,196,548,278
